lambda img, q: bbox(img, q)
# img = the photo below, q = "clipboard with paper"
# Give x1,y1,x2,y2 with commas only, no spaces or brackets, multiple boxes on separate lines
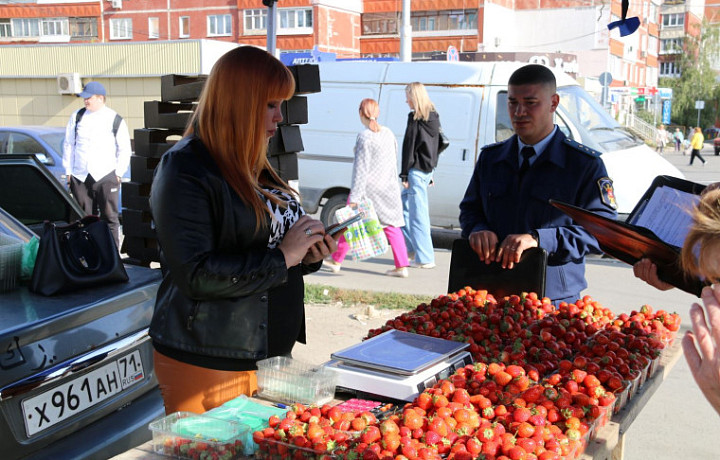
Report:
550,175,707,296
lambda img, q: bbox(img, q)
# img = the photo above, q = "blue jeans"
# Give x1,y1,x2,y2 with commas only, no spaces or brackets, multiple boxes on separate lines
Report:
401,168,434,265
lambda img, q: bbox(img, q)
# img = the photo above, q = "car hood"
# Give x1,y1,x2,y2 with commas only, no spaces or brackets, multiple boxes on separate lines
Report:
599,144,684,215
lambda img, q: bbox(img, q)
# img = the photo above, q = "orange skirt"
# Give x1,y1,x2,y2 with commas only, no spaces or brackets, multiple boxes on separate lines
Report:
153,350,258,414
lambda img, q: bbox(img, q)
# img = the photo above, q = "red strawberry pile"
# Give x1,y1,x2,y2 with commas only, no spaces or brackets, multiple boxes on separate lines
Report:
252,288,680,459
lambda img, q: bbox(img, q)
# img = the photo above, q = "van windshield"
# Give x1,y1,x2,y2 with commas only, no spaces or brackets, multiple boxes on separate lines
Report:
495,87,642,153
556,86,642,152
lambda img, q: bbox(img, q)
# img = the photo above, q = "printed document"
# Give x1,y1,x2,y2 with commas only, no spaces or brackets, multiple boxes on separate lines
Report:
631,186,700,248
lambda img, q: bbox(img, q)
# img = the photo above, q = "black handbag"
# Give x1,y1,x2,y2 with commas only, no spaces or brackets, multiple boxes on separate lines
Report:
30,216,129,296
438,128,450,154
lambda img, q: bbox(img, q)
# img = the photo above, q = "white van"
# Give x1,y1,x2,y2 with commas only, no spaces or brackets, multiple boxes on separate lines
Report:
298,61,683,228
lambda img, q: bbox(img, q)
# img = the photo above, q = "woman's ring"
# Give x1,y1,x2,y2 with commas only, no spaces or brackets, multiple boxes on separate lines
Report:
304,228,313,236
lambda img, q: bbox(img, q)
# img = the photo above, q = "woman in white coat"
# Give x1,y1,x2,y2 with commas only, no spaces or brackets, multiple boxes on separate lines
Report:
325,98,410,277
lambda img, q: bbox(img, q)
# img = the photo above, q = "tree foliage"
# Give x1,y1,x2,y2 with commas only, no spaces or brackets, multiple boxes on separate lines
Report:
661,19,720,128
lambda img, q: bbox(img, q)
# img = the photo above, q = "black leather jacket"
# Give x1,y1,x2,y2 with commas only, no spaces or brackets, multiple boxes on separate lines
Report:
149,135,319,365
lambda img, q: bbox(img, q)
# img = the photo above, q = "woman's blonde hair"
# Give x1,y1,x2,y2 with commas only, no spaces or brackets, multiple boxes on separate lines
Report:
681,188,720,283
185,46,295,229
359,98,381,133
406,82,436,121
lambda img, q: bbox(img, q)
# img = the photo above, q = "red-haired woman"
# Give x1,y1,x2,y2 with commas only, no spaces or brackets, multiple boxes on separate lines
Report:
149,46,337,414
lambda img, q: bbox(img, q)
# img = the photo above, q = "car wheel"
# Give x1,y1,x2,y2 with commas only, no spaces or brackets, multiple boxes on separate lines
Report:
319,192,349,229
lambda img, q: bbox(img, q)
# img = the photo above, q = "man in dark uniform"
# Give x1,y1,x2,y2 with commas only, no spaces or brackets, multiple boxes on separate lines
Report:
459,64,618,304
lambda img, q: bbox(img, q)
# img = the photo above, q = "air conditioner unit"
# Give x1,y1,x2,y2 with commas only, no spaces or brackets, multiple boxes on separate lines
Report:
111,0,122,9
57,73,82,95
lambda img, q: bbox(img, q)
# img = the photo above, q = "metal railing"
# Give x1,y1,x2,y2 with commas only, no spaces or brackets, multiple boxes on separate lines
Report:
624,113,657,144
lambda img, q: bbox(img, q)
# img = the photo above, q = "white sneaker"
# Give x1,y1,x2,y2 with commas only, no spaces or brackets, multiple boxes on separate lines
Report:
324,258,341,273
410,261,436,269
385,267,409,278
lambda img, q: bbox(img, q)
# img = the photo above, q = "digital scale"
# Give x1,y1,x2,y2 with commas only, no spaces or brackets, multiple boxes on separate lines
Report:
323,330,473,402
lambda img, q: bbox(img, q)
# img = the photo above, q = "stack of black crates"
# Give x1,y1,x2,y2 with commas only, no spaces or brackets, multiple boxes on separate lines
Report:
121,65,321,266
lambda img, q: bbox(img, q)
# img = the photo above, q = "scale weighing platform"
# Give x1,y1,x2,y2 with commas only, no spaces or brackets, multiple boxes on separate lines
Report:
324,330,473,402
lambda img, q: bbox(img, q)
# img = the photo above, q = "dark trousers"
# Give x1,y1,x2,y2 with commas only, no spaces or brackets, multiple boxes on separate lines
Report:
70,171,120,247
690,149,706,165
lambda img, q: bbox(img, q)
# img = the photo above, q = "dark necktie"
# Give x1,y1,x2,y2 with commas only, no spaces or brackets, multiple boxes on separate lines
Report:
518,146,535,183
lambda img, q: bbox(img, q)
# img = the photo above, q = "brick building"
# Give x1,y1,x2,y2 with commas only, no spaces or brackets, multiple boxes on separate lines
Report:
0,0,706,87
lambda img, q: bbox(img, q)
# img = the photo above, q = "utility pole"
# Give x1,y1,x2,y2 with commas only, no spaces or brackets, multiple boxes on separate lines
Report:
399,0,412,62
263,0,279,56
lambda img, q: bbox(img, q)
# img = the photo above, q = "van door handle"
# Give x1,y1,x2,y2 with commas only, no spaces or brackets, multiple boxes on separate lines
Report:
462,149,467,161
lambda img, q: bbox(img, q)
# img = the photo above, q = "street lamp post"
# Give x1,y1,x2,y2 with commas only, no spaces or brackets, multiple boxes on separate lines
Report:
263,0,279,56
400,0,412,62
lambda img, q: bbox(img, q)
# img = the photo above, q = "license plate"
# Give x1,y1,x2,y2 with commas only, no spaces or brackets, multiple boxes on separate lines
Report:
21,350,145,437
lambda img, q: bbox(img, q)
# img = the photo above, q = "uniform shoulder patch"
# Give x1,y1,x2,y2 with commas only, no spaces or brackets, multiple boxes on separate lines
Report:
597,177,618,210
564,138,601,157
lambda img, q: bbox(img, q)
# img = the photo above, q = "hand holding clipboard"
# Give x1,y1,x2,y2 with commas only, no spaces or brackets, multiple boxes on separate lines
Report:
549,176,707,296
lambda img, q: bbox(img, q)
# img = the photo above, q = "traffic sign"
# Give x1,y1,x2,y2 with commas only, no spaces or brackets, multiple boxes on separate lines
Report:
599,72,612,86
695,100,705,110
447,45,459,61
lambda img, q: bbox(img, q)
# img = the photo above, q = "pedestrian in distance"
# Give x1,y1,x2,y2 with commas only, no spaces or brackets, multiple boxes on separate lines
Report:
673,127,684,153
148,46,337,414
62,81,131,248
634,187,720,416
689,127,707,166
325,99,410,277
459,64,618,305
655,124,668,154
401,82,442,269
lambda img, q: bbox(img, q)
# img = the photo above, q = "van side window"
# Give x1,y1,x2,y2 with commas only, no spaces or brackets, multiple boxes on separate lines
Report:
495,92,513,142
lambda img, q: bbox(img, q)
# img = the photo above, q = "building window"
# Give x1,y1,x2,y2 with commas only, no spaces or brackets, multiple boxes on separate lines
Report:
244,9,267,32
279,8,313,31
410,10,478,33
110,18,132,40
0,19,10,37
179,16,190,38
148,17,159,39
69,17,97,39
362,12,398,35
662,13,684,27
207,14,231,36
649,3,658,24
41,18,68,37
659,61,681,77
660,38,683,54
11,18,39,37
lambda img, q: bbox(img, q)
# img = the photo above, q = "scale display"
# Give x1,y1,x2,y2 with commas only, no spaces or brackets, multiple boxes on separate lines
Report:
330,330,469,375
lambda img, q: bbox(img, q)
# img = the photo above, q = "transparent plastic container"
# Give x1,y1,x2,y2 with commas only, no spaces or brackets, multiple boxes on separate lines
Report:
613,385,630,414
627,373,642,401
0,234,22,292
148,411,249,459
256,356,336,405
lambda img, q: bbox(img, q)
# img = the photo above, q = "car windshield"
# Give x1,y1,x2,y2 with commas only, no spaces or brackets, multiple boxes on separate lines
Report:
39,132,65,155
557,86,642,153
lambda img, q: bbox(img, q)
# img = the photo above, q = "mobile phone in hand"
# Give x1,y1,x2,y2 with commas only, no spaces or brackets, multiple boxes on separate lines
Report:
326,212,364,237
